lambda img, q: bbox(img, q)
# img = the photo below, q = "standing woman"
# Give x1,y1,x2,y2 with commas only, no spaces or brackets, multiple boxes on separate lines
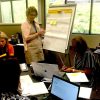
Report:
21,6,45,65
0,31,14,59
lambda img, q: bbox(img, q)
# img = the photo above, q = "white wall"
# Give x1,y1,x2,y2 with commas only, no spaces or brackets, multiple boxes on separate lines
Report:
0,24,21,37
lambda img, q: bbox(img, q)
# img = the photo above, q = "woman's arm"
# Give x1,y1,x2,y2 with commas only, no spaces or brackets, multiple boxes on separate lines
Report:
61,66,92,74
21,22,45,43
69,68,92,75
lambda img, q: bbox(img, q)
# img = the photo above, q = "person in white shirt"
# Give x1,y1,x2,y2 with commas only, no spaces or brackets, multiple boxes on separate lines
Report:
21,6,45,66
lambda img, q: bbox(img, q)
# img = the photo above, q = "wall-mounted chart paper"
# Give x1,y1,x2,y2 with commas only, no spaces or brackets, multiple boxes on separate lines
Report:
79,87,92,99
43,4,76,53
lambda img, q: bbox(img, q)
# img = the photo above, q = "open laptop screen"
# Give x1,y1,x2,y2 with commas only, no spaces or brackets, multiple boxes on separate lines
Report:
50,75,80,100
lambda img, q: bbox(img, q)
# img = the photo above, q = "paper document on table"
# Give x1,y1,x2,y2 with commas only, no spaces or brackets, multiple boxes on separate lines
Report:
20,75,49,96
66,72,89,82
20,63,28,71
79,87,92,99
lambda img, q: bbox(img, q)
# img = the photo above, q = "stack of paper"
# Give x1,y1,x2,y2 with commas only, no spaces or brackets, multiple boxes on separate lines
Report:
20,75,49,96
66,72,89,82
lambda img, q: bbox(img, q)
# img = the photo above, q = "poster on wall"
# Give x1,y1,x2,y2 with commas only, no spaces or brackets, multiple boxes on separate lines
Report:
43,4,76,53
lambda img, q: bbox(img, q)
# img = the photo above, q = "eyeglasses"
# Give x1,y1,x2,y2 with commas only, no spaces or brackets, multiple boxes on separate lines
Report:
29,13,37,17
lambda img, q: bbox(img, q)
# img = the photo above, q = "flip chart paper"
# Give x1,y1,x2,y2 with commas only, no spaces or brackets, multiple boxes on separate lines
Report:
43,4,76,53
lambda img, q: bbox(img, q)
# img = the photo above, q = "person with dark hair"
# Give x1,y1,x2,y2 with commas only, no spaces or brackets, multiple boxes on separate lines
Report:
0,58,31,99
21,6,45,66
62,36,95,75
0,31,14,59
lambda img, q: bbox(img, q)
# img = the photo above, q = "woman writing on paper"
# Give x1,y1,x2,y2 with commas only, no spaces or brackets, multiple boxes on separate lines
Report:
62,36,95,75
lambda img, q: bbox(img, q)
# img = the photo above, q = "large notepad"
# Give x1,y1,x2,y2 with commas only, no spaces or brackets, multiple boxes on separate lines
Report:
43,4,76,53
20,75,49,96
66,72,89,82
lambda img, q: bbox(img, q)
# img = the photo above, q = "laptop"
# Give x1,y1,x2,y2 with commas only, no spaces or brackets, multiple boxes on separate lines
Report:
47,75,80,100
31,62,64,79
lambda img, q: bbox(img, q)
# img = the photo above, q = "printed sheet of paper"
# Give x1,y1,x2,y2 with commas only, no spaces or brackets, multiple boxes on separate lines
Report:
79,87,92,99
66,72,89,82
43,4,76,53
20,75,48,96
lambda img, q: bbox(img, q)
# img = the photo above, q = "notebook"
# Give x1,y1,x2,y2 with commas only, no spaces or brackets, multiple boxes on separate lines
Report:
31,62,64,79
47,75,80,100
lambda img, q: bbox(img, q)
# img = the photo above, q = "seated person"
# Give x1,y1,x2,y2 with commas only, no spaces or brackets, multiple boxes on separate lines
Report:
95,42,100,49
0,31,14,59
62,36,96,76
0,58,31,99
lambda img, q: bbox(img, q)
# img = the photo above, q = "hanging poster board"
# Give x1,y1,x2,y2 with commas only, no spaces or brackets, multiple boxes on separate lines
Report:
43,4,76,53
